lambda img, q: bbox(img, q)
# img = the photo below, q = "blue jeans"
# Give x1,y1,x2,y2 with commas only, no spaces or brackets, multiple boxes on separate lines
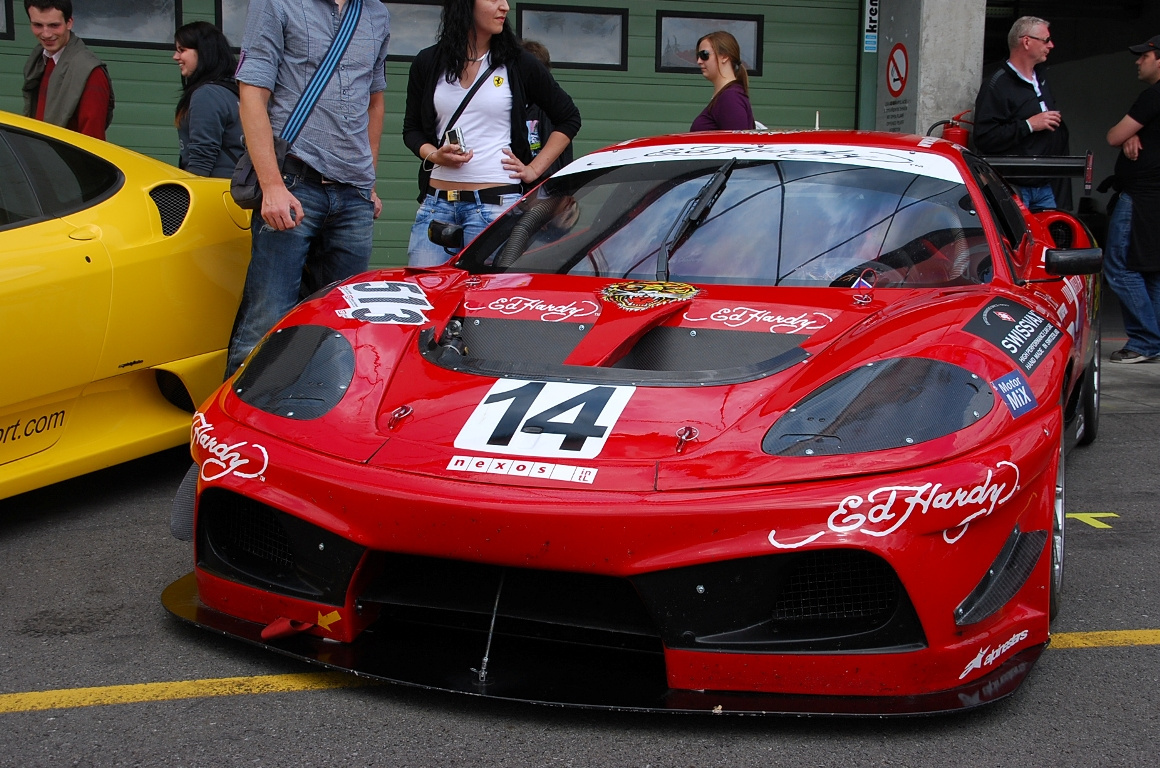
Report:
226,176,374,376
1017,184,1057,211
407,192,522,267
1103,192,1160,357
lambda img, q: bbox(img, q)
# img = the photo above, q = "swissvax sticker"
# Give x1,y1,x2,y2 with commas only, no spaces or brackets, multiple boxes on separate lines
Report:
964,300,1061,375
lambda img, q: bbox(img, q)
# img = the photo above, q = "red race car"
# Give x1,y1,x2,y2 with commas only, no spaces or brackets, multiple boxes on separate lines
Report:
165,131,1102,715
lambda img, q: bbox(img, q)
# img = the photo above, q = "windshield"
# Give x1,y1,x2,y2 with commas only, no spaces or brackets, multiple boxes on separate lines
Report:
457,157,991,287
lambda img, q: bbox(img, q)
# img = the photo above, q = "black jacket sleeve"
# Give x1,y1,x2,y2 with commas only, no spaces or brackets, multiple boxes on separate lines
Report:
973,67,1032,155
402,45,439,159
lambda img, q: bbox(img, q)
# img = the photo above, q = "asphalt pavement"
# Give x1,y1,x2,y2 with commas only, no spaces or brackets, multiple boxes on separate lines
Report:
0,288,1157,767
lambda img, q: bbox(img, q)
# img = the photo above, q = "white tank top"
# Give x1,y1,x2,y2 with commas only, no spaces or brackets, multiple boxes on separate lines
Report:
431,57,513,185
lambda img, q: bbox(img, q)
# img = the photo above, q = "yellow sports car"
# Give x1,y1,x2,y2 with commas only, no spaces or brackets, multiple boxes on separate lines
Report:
0,111,250,500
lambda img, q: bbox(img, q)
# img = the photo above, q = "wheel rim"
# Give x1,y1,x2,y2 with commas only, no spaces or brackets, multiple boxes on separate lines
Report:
1051,436,1066,598
1093,334,1101,414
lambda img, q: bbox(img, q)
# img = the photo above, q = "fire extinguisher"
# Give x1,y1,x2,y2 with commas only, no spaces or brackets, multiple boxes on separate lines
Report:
926,110,973,146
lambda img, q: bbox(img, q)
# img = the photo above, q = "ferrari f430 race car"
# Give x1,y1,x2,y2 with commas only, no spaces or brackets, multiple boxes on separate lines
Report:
165,131,1101,715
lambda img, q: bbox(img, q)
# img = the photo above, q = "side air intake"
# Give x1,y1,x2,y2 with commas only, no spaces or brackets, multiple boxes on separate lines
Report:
149,184,190,236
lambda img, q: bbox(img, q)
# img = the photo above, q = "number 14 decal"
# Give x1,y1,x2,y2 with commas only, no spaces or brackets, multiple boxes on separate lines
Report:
454,380,635,459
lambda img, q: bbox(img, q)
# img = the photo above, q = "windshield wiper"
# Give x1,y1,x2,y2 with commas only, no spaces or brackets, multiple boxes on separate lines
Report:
656,158,737,281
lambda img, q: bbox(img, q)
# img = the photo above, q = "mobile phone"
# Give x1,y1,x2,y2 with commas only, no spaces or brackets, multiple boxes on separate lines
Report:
443,127,468,154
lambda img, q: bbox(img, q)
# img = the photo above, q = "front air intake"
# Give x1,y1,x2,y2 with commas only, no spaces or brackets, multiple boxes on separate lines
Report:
632,549,926,653
149,184,190,236
955,526,1047,626
196,489,365,606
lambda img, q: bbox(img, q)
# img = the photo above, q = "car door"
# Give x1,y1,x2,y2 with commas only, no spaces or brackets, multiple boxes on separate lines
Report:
0,126,115,465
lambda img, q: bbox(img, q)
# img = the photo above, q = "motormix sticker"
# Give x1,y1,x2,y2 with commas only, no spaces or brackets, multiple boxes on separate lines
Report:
964,300,1061,375
991,370,1038,418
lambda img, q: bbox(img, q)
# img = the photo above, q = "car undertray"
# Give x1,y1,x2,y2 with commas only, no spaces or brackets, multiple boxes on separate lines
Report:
163,572,1044,716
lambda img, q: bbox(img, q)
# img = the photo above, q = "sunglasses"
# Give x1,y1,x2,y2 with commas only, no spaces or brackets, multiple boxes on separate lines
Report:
696,49,712,61
1023,34,1052,44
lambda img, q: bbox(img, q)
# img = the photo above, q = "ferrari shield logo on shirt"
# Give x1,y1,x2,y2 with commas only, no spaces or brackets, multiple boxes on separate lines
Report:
455,379,634,459
336,281,433,324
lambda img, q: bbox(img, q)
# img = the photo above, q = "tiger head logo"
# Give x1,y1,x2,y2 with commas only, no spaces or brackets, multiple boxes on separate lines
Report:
601,281,699,312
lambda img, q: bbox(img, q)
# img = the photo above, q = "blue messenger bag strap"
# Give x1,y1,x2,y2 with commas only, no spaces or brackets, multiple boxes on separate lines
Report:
280,0,363,144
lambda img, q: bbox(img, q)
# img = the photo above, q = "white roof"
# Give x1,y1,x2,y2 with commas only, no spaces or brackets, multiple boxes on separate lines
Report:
557,141,964,184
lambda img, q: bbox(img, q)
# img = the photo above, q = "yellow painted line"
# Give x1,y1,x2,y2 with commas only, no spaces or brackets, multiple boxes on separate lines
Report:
0,671,374,715
2,632,1159,714
1051,629,1160,649
1066,512,1119,529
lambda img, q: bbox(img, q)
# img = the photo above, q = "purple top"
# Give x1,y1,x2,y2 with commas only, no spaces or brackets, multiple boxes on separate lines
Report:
690,82,755,132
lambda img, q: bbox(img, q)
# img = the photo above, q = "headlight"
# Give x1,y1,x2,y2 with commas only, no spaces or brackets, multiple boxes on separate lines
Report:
763,357,994,456
233,324,354,420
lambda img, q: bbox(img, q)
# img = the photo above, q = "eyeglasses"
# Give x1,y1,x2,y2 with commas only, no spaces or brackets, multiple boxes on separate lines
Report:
1023,34,1052,44
696,49,712,61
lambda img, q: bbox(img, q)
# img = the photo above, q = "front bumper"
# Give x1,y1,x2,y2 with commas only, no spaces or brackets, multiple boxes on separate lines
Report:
174,396,1060,713
163,572,1044,715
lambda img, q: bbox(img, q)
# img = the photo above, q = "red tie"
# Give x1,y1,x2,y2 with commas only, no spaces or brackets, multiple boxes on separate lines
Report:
35,57,55,121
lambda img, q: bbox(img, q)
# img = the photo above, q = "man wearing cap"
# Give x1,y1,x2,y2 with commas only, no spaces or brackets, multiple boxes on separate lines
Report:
1103,35,1160,363
973,16,1069,211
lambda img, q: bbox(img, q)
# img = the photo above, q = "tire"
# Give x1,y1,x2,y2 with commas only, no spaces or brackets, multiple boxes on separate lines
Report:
1049,434,1066,621
1077,329,1100,446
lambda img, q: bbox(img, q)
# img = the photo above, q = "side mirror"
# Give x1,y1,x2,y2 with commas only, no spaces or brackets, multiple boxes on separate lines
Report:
427,220,464,249
1045,247,1102,276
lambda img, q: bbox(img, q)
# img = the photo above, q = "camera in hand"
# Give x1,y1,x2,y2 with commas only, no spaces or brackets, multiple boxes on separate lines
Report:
443,127,469,154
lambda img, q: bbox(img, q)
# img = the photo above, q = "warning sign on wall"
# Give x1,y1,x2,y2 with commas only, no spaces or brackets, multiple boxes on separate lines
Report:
886,44,908,98
874,0,919,134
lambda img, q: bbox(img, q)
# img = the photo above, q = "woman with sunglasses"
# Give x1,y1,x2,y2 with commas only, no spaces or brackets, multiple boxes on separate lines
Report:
690,31,755,132
172,21,243,178
403,0,581,267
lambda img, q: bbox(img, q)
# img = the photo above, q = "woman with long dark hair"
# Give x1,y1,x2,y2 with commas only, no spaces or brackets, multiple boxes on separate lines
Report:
690,31,755,131
173,21,243,178
403,0,581,266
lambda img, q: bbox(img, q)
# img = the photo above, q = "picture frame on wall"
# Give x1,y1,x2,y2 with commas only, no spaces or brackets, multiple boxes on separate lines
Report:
517,4,628,71
656,11,763,76
384,1,441,60
1,0,14,42
70,0,182,49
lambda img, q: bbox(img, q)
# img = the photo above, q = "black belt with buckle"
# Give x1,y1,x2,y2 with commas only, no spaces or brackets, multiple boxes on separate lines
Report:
283,154,336,184
430,184,523,205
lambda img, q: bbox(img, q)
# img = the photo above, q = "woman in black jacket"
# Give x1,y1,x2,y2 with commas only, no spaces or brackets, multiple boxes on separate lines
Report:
402,0,580,266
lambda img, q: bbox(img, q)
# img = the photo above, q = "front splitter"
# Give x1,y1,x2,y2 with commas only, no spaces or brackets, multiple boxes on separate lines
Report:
163,572,1044,716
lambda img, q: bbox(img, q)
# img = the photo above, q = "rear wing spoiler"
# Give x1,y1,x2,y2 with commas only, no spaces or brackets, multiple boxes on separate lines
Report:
982,152,1094,194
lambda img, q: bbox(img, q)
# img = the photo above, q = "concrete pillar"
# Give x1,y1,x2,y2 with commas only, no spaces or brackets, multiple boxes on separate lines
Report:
870,0,986,138
915,0,987,137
